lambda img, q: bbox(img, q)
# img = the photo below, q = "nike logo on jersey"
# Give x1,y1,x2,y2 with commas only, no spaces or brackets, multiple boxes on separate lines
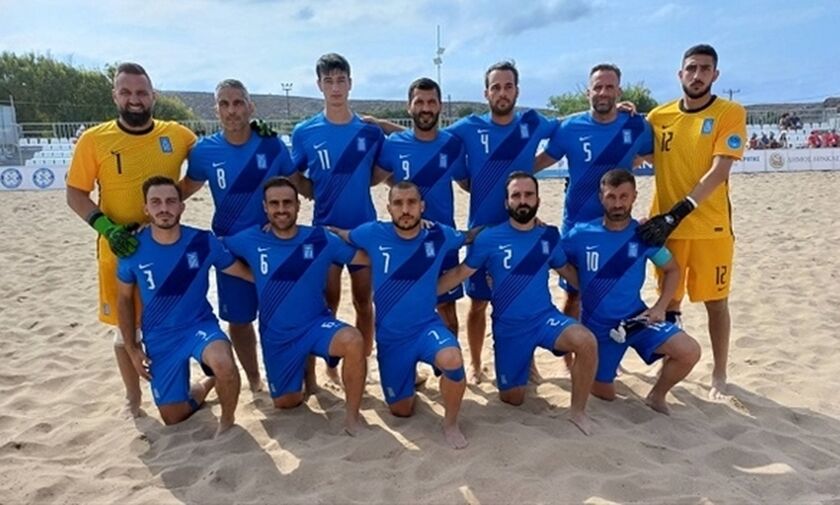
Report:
498,244,512,249
579,136,592,142
399,154,411,159
378,246,392,251
314,141,327,149
212,161,225,168
257,247,271,252
139,263,154,269
585,245,599,251
477,129,489,134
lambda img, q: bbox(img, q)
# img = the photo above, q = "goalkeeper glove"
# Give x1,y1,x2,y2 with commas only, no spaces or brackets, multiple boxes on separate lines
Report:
637,197,697,246
250,119,277,137
88,211,140,258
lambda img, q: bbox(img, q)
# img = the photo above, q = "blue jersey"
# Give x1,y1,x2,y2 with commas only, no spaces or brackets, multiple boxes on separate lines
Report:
377,130,465,227
465,222,566,331
349,222,464,340
186,131,295,236
447,110,556,228
224,225,356,338
117,226,235,337
291,113,384,228
544,112,653,233
562,220,670,330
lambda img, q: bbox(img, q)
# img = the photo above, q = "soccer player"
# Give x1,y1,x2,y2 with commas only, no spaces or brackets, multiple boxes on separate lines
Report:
291,53,382,366
224,177,367,435
66,63,197,416
447,61,558,383
437,172,597,434
333,181,471,449
373,77,466,334
180,79,298,393
565,169,701,414
637,45,746,399
534,64,653,318
116,176,251,436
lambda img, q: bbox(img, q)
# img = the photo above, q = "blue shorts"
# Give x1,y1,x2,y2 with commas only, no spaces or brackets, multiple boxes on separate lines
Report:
493,308,575,391
594,320,681,383
437,249,464,304
377,321,460,404
217,270,257,324
144,320,229,406
261,316,347,398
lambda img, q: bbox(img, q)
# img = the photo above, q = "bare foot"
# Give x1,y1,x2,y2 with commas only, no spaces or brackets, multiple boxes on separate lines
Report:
123,398,145,419
529,360,544,384
568,411,592,436
442,422,468,449
645,392,671,415
344,414,367,437
468,366,487,385
214,418,235,439
709,376,728,400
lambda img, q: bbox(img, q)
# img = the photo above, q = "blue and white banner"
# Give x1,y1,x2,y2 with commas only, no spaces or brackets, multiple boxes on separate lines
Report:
0,165,68,191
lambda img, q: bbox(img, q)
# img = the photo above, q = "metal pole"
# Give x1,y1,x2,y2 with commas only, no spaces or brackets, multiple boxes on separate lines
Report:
280,82,293,119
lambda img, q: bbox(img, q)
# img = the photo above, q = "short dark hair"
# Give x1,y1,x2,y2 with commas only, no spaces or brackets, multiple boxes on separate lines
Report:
485,60,519,89
600,169,636,190
408,77,441,102
683,44,718,68
590,63,621,82
316,53,351,79
114,62,152,87
388,180,422,202
263,176,299,200
143,176,181,201
505,171,538,197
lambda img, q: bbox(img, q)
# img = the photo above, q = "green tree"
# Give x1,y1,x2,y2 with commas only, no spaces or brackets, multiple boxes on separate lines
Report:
547,82,658,116
154,94,197,121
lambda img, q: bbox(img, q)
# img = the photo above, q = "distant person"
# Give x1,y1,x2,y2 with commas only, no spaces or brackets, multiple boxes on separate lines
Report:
117,176,251,436
768,132,780,149
66,62,196,416
748,133,758,150
778,132,789,149
808,130,822,148
639,44,746,400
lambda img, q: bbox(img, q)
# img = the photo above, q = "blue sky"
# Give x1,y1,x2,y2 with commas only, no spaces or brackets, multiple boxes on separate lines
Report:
2,0,837,108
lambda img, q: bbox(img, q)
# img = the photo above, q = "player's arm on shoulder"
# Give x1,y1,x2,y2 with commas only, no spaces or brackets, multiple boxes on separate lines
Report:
437,262,476,296
553,263,579,290
223,259,254,283
179,176,205,200
361,115,406,135
116,278,151,380
371,165,393,186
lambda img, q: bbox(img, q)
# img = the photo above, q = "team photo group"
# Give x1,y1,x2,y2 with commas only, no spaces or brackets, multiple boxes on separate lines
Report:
65,42,747,450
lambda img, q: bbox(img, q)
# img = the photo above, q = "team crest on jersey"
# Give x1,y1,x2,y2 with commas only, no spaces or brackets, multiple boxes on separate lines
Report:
622,129,633,144
357,137,367,152
303,244,314,260
439,153,448,168
541,240,550,255
627,242,639,258
256,153,267,169
187,252,200,269
701,118,715,135
424,241,436,258
727,134,742,149
159,136,173,153
519,124,530,139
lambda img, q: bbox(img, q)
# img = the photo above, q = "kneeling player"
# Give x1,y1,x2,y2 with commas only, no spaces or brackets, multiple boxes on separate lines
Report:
117,177,251,436
225,177,366,435
438,172,598,434
564,169,701,414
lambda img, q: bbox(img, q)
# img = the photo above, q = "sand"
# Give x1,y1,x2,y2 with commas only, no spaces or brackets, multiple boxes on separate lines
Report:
1,172,839,504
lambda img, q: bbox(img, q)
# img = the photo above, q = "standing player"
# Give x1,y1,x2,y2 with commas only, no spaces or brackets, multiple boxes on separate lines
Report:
564,169,701,414
373,77,466,334
437,172,597,434
333,182,471,449
66,63,196,416
534,64,653,318
291,53,382,364
224,177,367,435
447,61,558,383
180,79,297,393
117,176,251,436
637,45,746,399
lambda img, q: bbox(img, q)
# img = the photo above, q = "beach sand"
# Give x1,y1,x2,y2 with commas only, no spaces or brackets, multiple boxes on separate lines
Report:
1,172,839,504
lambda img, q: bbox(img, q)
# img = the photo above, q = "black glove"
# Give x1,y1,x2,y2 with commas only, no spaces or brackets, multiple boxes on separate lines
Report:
250,119,277,137
637,198,696,246
89,211,140,258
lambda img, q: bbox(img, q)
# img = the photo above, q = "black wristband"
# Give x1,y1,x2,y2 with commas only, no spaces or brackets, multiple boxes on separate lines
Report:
669,198,695,221
86,209,105,227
